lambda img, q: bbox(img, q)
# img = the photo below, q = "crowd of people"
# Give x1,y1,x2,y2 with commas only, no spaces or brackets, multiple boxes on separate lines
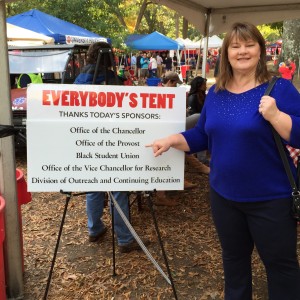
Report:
114,48,225,87
124,50,176,80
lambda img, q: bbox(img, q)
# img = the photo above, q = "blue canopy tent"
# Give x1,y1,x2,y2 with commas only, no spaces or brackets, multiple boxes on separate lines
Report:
7,9,110,44
126,31,184,50
125,34,147,46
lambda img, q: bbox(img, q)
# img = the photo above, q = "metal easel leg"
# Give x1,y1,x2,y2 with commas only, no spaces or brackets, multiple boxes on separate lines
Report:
146,192,178,300
109,193,117,276
43,191,71,300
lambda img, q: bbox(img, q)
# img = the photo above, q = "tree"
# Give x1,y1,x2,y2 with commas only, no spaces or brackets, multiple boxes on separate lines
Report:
282,19,300,65
5,0,201,49
257,24,281,43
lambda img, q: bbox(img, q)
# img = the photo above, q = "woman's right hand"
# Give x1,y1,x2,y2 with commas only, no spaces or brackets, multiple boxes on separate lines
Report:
146,133,189,157
146,138,171,157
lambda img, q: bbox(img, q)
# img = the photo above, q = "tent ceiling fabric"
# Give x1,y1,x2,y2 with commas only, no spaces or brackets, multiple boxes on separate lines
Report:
153,0,300,35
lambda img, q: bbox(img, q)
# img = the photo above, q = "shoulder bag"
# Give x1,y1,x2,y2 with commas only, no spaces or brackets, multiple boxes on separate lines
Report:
264,77,300,221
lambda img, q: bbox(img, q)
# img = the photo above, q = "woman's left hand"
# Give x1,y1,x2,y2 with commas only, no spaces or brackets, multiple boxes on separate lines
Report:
258,95,280,122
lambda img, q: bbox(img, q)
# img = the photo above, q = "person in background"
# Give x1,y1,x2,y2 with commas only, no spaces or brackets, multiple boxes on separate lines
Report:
187,76,207,116
189,56,196,69
278,61,293,81
140,52,150,79
162,71,210,177
154,71,209,206
136,51,142,78
156,52,163,78
130,53,136,77
172,55,178,71
163,52,173,72
126,54,131,70
17,73,43,88
10,74,18,88
147,22,300,299
162,72,210,172
187,76,210,166
214,48,222,79
288,58,296,82
149,53,157,77
74,42,150,253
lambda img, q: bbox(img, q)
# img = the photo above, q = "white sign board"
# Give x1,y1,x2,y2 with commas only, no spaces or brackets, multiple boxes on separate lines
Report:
27,84,186,192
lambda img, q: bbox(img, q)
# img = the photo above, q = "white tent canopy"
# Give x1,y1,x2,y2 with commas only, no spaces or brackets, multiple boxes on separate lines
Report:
176,35,222,50
176,37,200,49
6,23,55,46
200,35,223,49
153,0,300,36
185,38,200,49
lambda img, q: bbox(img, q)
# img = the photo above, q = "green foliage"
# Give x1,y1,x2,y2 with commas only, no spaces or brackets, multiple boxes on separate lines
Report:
6,0,203,50
282,19,300,62
16,1,294,51
257,24,281,43
270,22,283,35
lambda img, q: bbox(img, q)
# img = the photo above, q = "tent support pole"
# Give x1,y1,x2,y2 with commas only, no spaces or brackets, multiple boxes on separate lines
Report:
201,9,211,78
0,1,24,298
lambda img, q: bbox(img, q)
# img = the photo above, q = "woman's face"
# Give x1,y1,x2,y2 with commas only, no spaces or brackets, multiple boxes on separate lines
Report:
228,37,261,75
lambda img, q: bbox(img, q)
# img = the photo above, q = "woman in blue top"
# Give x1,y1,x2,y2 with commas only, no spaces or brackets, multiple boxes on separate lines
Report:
147,22,300,299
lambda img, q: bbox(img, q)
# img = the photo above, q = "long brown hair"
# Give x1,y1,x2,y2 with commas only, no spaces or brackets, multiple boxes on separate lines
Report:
215,22,272,91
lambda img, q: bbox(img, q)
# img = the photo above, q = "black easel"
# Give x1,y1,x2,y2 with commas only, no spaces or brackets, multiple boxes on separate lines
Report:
92,48,119,85
42,47,178,299
108,191,178,299
43,191,86,300
145,191,178,299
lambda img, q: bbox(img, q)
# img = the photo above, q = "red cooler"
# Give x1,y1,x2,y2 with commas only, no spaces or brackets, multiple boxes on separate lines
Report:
0,196,6,300
180,65,191,79
16,169,31,272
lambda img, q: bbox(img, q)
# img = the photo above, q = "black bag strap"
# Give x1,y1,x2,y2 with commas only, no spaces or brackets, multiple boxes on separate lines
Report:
264,78,300,210
264,76,278,97
264,77,298,192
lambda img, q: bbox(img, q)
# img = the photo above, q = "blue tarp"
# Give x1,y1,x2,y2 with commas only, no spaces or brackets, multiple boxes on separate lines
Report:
7,9,110,44
126,31,184,50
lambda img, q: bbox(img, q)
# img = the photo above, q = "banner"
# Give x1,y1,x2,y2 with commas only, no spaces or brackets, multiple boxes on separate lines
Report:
27,84,186,192
65,35,108,44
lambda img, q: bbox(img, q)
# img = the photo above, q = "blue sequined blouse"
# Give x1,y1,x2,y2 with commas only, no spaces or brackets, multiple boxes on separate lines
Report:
182,78,300,202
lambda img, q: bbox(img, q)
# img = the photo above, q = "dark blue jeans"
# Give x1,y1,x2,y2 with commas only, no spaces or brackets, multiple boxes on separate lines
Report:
210,188,300,300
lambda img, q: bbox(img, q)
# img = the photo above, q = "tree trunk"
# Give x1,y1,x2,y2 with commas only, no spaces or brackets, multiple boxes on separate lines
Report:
134,0,148,32
175,13,179,38
282,19,300,67
182,17,188,39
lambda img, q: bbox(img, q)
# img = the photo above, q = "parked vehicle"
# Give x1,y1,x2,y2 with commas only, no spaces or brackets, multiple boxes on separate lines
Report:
9,44,89,149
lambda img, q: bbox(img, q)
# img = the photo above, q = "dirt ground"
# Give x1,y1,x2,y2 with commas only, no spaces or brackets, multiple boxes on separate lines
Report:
16,71,300,300
17,153,272,300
